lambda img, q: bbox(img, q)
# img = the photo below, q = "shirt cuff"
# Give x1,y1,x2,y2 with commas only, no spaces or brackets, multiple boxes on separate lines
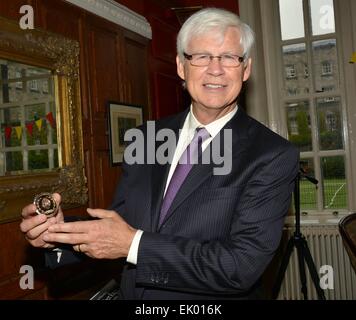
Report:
126,229,144,265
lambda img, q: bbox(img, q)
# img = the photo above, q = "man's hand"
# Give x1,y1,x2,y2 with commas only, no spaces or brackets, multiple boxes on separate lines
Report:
20,193,64,249
43,208,137,259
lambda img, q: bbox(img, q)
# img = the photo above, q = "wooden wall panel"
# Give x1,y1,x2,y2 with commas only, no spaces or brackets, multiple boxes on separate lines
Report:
124,30,150,118
150,17,177,63
154,72,183,119
88,27,120,115
37,0,82,40
0,0,36,22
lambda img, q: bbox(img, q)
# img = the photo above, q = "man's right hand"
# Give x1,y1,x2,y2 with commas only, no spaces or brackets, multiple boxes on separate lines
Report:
20,193,64,249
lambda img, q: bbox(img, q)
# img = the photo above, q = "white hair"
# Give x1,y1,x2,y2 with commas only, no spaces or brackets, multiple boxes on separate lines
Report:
177,8,255,63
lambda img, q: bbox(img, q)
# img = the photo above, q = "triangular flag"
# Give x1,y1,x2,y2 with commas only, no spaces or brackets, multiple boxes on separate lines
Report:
15,126,22,140
5,127,12,140
35,119,43,131
46,112,56,128
350,52,356,64
26,122,34,136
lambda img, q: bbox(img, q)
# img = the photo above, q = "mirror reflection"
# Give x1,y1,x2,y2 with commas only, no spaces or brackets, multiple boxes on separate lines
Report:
0,59,59,175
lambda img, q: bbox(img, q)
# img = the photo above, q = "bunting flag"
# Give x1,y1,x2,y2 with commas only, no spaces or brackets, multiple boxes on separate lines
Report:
26,122,34,136
2,112,56,143
5,127,12,140
15,126,22,140
46,111,56,128
350,52,356,64
35,119,43,131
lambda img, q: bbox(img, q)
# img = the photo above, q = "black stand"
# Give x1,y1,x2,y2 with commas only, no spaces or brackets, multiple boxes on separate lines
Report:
272,169,326,300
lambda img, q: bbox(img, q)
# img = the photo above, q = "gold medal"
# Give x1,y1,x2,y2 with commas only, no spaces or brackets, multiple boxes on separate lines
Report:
33,192,58,217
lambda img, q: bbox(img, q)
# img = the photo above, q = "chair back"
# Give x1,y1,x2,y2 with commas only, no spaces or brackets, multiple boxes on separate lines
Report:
339,213,356,273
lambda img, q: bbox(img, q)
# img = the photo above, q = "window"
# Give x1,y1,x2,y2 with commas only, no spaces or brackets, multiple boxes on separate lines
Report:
321,61,332,75
239,0,355,215
278,0,348,212
286,64,297,79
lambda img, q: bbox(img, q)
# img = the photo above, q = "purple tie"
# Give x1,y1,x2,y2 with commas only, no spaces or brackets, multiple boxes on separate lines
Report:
159,127,210,227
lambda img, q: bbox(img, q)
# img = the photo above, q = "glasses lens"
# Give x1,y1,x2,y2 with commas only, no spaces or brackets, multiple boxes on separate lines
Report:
190,54,242,67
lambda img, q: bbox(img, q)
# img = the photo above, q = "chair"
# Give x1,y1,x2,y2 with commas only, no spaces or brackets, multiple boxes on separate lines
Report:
339,213,356,273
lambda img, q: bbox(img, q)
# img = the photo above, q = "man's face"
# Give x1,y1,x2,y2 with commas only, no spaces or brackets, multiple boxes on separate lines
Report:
177,27,251,119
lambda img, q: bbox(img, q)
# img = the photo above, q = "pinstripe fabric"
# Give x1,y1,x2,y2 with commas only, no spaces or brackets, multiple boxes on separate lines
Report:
108,108,299,299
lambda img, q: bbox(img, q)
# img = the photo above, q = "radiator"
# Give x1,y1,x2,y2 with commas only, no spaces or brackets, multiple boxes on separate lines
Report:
277,224,356,300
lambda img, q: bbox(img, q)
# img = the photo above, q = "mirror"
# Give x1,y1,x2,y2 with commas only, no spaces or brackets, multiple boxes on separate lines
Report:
0,17,87,222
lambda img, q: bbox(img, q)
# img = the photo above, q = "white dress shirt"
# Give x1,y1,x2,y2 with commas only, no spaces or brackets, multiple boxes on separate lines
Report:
126,105,238,264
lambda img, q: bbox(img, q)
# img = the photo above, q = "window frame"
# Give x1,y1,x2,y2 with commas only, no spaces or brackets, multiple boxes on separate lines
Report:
239,0,356,217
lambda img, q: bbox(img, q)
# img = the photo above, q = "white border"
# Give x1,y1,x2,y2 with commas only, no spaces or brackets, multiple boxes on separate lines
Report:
65,0,152,39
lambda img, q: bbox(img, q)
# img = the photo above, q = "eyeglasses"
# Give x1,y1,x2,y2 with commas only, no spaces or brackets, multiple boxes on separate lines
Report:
184,52,245,67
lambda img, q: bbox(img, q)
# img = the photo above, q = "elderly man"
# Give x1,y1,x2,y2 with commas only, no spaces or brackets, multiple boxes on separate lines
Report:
20,8,299,299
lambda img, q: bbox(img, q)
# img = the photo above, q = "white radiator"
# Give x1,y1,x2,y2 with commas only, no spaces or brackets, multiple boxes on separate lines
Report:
277,224,356,300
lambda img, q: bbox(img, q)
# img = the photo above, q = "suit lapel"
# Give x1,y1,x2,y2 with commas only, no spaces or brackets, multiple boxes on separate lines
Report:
157,107,251,230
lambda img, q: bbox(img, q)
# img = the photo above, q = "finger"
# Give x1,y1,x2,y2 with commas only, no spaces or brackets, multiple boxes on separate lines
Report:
25,220,52,240
20,214,47,233
73,243,87,253
52,193,62,205
43,232,88,245
48,220,90,233
21,204,38,219
87,208,115,219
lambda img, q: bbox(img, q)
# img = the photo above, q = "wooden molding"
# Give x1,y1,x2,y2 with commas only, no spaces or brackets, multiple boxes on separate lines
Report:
64,0,152,39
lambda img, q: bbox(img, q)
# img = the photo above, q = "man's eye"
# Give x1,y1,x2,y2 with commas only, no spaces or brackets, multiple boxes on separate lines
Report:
195,55,209,60
222,55,235,60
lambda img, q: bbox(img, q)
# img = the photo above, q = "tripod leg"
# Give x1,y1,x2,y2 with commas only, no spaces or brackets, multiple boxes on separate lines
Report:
301,240,326,300
272,237,295,299
295,239,308,299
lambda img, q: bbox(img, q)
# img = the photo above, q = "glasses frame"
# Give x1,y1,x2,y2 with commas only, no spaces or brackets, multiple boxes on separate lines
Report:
183,52,245,67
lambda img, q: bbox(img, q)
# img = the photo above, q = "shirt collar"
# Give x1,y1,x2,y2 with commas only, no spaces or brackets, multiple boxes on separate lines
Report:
188,104,238,139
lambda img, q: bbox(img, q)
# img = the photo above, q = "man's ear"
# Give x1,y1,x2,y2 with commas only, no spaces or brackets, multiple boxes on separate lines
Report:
176,55,185,80
242,57,252,82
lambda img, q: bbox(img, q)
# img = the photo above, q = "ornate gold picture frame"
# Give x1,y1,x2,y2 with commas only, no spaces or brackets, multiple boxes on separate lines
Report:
0,17,87,223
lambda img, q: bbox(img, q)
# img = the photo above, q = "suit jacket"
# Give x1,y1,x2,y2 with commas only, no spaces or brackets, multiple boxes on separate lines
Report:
108,107,299,299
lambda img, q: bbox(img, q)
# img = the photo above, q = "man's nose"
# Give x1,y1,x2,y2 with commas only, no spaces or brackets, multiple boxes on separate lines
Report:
206,57,225,75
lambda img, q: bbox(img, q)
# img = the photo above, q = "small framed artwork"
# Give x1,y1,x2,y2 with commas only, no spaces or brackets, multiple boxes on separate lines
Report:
108,102,143,165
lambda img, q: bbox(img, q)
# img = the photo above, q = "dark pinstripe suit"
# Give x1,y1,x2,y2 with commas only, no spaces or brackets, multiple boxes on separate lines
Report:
110,107,299,299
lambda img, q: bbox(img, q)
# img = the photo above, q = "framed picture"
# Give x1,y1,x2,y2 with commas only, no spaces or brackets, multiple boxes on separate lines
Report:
108,102,143,165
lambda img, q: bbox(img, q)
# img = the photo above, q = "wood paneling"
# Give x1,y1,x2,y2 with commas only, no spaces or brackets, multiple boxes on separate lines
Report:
154,72,183,119
0,0,36,22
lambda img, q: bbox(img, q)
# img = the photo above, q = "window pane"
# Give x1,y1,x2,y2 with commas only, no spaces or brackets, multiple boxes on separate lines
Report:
312,39,339,93
29,149,49,170
6,151,23,172
310,0,335,36
321,156,347,209
1,107,22,147
282,44,309,96
25,104,48,146
286,101,312,151
316,96,343,150
300,158,318,210
279,0,305,40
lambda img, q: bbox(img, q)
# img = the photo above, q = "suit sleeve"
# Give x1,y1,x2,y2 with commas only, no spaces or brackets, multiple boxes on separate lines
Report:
135,144,299,294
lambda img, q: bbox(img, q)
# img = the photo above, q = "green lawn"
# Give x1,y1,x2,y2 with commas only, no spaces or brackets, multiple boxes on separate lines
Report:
298,178,347,210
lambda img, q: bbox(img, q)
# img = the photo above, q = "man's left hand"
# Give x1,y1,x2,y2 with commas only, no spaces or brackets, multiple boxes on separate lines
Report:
44,209,137,259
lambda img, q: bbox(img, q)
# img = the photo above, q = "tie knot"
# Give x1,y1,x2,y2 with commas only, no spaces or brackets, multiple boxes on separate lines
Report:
195,127,210,141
